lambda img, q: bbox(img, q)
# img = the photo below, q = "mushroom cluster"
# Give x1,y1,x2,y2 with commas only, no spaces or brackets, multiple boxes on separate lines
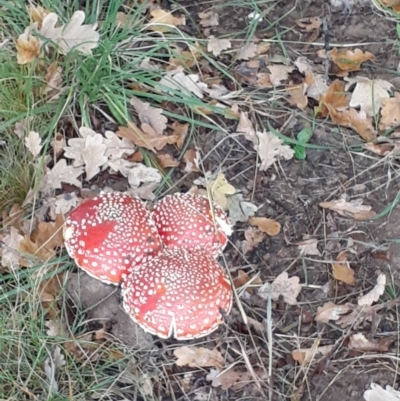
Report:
64,191,233,340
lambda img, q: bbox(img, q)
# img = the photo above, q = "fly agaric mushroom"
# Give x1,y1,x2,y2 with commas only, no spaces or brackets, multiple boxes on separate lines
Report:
121,248,233,340
151,193,232,257
63,192,162,285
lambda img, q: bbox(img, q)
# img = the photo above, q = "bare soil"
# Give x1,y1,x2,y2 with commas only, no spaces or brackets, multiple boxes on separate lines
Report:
65,0,400,400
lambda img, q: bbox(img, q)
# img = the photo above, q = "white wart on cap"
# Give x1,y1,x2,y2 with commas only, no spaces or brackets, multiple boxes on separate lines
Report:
121,248,233,340
63,192,162,285
152,193,232,257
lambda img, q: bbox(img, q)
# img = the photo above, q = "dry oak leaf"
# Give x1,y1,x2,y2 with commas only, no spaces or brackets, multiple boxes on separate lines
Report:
174,346,224,369
315,301,351,323
18,236,55,266
320,198,376,220
159,71,207,99
237,43,258,60
242,227,265,255
319,80,349,118
249,216,280,236
43,159,83,190
207,173,236,210
288,83,308,110
117,125,178,152
44,61,63,101
16,32,40,64
348,333,395,353
330,47,375,72
156,153,180,168
345,77,393,117
208,36,231,57
198,10,219,27
358,273,386,306
364,136,400,156
226,193,258,225
332,250,355,285
326,105,376,142
182,148,200,173
25,131,43,157
36,11,99,55
364,383,400,401
296,237,320,256
80,134,108,180
171,121,189,149
28,5,51,29
295,16,322,31
207,367,262,391
292,345,333,365
380,0,400,11
130,97,168,135
236,111,257,143
380,92,400,130
103,130,136,161
255,131,294,171
0,227,24,269
147,9,185,32
31,214,65,250
268,65,294,86
258,272,301,305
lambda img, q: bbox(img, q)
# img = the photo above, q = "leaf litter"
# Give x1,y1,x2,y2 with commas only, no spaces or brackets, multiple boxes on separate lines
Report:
3,3,400,400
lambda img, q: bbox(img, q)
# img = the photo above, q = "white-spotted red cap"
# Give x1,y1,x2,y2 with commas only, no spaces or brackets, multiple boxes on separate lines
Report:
63,192,162,285
121,248,233,340
151,193,232,257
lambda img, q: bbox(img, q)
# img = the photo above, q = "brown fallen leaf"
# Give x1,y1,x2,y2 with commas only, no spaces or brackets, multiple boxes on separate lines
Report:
232,269,262,295
236,111,256,143
380,92,400,130
156,153,180,168
130,97,168,136
364,135,400,156
315,301,351,323
319,198,376,220
207,36,231,57
249,216,281,236
207,367,263,391
332,251,355,285
242,227,265,255
348,333,395,352
319,80,349,118
117,124,178,152
358,273,386,306
147,9,185,32
345,76,392,118
325,104,376,142
295,16,322,31
296,237,320,256
16,33,40,64
288,83,308,110
171,121,189,149
331,48,375,72
182,148,200,172
174,346,224,369
198,10,219,27
206,173,236,210
292,344,333,365
258,272,301,305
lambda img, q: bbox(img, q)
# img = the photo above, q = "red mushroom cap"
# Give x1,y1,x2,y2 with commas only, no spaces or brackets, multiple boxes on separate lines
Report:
63,192,162,285
121,248,233,340
151,193,232,257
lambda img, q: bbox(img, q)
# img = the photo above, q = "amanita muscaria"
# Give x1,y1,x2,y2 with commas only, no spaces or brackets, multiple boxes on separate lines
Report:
152,193,232,257
121,248,233,340
63,191,162,285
